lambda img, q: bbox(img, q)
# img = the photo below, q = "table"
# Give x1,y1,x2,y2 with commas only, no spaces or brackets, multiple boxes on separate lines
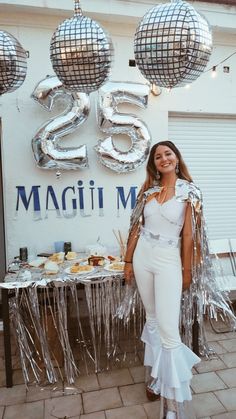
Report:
1,262,200,387
1,264,144,387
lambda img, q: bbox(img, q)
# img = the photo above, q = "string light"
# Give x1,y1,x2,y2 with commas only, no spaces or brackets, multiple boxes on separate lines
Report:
204,50,236,76
211,65,217,78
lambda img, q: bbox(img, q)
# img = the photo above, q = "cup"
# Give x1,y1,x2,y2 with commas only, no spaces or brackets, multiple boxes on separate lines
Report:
54,241,64,253
64,242,72,254
19,247,28,262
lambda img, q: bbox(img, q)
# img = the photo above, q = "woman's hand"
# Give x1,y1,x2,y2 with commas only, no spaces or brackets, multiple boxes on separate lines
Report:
124,262,134,285
182,268,192,291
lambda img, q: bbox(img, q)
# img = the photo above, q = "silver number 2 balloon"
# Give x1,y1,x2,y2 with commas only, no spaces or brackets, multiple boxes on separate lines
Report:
31,75,90,170
95,81,151,173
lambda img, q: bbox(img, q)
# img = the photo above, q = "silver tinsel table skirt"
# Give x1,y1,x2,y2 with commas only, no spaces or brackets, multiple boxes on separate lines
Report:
1,269,144,386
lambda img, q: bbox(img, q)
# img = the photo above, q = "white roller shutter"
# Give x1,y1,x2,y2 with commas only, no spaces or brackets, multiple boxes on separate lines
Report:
168,113,236,239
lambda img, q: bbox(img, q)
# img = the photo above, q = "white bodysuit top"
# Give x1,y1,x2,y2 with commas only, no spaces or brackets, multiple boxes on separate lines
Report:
143,196,187,239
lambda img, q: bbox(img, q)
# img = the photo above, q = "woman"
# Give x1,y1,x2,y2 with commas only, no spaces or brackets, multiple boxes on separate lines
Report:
123,140,232,419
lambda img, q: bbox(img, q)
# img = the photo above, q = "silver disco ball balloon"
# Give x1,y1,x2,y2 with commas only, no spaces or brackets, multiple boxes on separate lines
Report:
50,1,113,93
0,31,27,95
134,0,212,88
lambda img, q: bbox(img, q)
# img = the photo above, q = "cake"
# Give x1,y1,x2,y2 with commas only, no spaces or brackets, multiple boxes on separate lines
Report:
48,252,65,263
44,261,59,274
70,264,93,273
66,251,77,260
88,255,105,266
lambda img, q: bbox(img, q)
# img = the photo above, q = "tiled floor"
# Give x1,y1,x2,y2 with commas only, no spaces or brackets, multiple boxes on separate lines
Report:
0,320,236,419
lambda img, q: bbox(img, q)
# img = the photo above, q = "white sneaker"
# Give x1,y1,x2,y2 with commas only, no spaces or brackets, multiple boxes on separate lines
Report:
166,411,176,419
147,378,161,395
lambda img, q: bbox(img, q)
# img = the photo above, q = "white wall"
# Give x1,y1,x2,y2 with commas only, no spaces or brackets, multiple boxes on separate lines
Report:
0,1,236,260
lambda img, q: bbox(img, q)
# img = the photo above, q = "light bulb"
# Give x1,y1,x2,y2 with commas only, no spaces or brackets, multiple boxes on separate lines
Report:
211,66,217,78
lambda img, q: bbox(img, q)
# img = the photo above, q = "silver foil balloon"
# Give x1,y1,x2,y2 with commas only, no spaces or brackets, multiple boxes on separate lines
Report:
31,75,90,170
95,81,151,173
134,0,213,89
0,30,27,95
50,0,113,93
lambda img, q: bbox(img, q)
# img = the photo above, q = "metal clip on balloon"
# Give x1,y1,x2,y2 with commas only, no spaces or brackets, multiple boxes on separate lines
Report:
50,0,113,93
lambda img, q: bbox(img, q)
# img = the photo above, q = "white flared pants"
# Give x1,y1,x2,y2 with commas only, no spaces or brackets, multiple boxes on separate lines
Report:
133,235,200,403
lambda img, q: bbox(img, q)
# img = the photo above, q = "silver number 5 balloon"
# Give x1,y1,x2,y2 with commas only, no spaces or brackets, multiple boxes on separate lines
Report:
31,75,90,170
95,81,151,173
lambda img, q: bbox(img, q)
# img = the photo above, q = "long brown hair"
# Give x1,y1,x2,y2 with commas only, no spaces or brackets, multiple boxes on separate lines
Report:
142,140,193,193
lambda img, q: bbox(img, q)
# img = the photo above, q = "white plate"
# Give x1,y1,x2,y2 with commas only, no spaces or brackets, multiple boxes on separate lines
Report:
64,266,95,275
103,262,125,272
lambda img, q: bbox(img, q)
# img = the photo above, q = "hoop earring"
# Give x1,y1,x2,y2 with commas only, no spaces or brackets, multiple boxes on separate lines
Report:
156,170,160,180
175,162,179,174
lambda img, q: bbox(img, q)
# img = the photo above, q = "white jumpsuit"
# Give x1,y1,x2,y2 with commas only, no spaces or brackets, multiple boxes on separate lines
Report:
133,196,201,405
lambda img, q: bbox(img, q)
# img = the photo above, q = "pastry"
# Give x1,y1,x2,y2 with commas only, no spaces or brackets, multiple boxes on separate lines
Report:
66,251,77,260
44,261,59,274
70,264,93,273
48,252,65,263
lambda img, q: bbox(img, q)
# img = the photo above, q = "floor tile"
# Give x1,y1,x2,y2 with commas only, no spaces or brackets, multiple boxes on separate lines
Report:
98,368,133,388
129,366,145,383
219,352,236,368
26,382,64,401
3,400,43,419
74,374,99,392
211,413,236,419
26,385,52,402
83,388,122,413
220,331,236,339
119,383,148,406
143,400,161,419
44,394,82,419
205,330,228,342
191,372,227,393
0,384,26,406
192,392,226,417
80,412,106,419
214,388,236,410
106,405,147,419
195,358,226,373
218,338,236,352
208,341,228,355
216,367,236,387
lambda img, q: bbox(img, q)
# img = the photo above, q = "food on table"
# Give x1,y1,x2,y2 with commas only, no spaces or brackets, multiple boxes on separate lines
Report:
88,255,105,266
44,261,59,274
66,251,77,260
70,264,93,273
48,252,65,263
108,262,125,271
28,257,47,268
107,255,120,262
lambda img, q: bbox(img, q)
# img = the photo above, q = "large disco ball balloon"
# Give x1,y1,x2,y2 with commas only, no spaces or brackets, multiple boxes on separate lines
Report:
0,30,27,95
134,0,212,88
50,1,113,93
